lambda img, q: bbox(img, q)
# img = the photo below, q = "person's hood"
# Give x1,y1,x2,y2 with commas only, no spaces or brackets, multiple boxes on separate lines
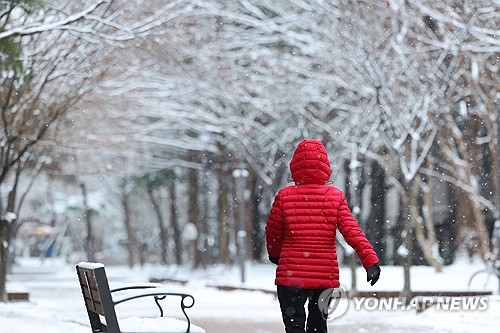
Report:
289,139,331,185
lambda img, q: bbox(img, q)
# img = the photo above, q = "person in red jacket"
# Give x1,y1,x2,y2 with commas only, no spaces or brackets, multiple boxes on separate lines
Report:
266,139,380,333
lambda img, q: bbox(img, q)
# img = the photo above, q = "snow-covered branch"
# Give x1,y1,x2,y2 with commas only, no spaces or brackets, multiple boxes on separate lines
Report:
0,0,199,43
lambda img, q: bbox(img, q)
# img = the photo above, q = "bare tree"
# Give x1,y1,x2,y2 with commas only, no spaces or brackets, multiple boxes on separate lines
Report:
0,29,99,301
0,0,197,301
29,0,496,282
409,0,499,259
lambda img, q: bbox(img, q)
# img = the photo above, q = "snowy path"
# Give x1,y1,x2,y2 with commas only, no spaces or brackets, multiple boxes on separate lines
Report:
2,257,500,333
194,318,451,333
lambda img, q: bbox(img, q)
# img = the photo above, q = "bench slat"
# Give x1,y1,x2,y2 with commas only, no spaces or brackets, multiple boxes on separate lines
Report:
76,262,202,333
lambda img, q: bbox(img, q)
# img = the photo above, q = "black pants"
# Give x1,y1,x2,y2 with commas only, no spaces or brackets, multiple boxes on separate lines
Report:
277,285,328,333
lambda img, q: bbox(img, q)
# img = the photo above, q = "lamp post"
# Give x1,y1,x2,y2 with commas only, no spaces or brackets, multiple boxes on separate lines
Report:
232,167,249,284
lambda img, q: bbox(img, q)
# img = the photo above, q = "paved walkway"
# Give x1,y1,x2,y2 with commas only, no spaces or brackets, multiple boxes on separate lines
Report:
194,318,435,333
195,319,282,333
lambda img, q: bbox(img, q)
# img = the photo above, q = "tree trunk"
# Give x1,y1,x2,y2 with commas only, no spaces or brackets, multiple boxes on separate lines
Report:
251,172,264,261
187,159,202,268
148,189,168,265
441,113,490,259
455,187,490,259
169,181,182,265
400,183,414,304
121,190,137,268
217,168,230,264
467,190,490,258
0,173,20,302
495,110,500,223
0,224,12,302
412,175,443,272
80,182,96,262
245,172,253,261
367,161,386,262
200,168,210,267
344,159,364,294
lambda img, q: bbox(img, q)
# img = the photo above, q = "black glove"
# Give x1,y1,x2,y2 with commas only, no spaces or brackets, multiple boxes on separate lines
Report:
366,264,381,286
269,256,280,265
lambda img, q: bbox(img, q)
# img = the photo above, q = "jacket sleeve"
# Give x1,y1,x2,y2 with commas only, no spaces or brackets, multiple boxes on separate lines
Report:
337,193,379,269
265,191,285,258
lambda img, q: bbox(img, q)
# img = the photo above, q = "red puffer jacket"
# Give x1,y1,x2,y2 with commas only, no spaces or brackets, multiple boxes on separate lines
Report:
266,139,379,289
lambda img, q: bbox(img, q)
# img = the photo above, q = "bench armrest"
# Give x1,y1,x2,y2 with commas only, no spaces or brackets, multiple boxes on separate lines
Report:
112,288,194,306
112,288,195,332
110,282,164,293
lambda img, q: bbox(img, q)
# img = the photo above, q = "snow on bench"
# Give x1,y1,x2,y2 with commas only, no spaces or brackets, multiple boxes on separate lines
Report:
76,262,204,333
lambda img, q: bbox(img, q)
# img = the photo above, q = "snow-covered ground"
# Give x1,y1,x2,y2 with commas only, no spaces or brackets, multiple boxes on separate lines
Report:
2,256,499,333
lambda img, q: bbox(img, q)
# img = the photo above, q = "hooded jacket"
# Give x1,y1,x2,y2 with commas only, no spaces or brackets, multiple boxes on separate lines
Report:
265,139,379,289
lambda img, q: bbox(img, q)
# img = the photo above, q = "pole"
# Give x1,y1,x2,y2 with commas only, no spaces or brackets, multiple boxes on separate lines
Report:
233,168,249,284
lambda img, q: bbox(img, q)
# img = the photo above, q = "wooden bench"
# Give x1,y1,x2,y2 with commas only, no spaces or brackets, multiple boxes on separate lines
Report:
76,262,204,333
7,291,30,301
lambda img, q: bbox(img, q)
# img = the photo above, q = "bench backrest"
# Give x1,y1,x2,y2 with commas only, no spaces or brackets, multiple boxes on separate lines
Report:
76,263,121,333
